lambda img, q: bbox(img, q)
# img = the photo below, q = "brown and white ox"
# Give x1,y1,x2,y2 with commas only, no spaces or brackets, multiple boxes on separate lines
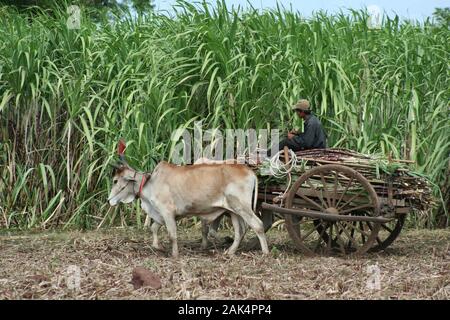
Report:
107,147,269,258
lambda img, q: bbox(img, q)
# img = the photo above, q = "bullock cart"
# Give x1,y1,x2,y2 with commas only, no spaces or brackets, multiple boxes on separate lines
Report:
250,147,434,256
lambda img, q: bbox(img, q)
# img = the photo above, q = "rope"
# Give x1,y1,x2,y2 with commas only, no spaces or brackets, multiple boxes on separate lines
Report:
268,149,298,178
267,149,299,206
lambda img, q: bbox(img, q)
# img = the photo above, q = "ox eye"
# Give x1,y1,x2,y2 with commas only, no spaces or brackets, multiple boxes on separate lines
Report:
113,179,118,184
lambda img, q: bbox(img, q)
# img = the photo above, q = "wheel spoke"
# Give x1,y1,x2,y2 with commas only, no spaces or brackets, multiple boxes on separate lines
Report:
381,223,393,233
326,223,333,252
332,171,339,207
315,223,329,251
359,221,367,243
337,188,366,211
300,224,319,242
342,220,371,238
366,222,377,243
338,222,360,249
347,221,356,248
320,173,332,208
305,179,328,209
296,191,326,211
334,224,347,254
339,204,374,215
335,177,354,208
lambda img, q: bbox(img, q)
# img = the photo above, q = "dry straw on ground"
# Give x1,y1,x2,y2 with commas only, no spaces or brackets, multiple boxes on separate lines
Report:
0,228,448,299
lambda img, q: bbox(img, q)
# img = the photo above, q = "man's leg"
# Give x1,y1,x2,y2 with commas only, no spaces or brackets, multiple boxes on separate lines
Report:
268,138,301,156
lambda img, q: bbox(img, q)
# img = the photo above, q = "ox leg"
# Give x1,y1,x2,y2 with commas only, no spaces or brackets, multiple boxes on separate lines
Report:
162,215,179,258
208,215,223,239
201,219,209,250
144,215,151,228
202,212,236,249
151,221,163,250
209,214,235,245
242,213,269,254
247,209,273,250
238,215,248,239
209,214,236,244
208,216,222,240
228,197,269,254
225,213,245,255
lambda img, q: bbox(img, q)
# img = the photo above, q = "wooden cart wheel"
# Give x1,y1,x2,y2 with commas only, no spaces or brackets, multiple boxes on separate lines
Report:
369,214,406,252
284,164,381,256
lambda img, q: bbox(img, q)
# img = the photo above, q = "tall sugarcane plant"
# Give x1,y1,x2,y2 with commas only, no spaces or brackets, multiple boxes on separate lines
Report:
0,1,448,229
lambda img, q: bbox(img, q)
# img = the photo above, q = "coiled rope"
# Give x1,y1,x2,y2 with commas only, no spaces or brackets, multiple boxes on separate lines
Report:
267,149,299,205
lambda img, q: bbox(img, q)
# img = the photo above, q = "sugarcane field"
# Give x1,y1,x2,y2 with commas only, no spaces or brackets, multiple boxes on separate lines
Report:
0,0,449,303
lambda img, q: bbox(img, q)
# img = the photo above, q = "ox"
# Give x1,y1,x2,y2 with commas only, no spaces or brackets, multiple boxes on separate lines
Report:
107,142,269,258
193,157,274,250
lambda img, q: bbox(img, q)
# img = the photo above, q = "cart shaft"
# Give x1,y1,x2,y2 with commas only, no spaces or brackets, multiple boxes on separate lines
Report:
261,202,394,223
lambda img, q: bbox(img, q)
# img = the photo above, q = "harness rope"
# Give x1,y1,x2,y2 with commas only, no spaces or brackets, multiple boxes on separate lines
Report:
108,181,131,202
137,174,147,198
132,170,149,199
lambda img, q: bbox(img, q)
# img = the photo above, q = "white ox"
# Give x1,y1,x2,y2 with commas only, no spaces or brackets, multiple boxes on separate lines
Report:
108,160,269,258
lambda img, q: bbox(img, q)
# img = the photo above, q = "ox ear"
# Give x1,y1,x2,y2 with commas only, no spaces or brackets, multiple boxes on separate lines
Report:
110,162,124,176
110,160,121,169
117,139,126,162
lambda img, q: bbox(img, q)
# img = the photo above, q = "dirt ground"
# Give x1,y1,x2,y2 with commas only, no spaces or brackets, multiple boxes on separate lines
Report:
0,226,449,300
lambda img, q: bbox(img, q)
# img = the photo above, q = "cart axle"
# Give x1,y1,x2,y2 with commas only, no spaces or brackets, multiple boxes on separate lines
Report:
261,202,394,223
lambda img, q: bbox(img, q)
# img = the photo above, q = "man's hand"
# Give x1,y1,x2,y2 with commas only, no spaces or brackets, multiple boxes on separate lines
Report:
288,130,298,140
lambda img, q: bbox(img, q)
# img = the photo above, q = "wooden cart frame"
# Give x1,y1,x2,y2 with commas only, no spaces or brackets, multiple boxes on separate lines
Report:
255,148,408,256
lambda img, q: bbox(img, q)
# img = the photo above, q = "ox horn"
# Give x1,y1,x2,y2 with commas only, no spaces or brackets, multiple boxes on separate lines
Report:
117,138,126,162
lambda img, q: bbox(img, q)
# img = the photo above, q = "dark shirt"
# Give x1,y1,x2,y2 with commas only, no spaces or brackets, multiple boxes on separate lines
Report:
292,114,327,149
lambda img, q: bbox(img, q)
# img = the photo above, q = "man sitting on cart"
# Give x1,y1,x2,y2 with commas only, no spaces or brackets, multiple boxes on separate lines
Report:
268,99,327,156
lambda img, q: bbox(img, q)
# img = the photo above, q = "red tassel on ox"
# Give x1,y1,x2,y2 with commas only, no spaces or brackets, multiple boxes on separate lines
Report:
118,139,126,156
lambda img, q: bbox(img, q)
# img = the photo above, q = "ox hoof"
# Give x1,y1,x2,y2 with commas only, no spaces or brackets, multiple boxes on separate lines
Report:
225,249,237,256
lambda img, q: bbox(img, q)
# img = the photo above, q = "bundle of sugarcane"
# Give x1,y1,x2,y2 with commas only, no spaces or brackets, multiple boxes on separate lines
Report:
254,148,436,214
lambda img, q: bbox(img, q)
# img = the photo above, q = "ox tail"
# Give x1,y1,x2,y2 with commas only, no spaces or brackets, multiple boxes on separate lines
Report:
253,174,258,213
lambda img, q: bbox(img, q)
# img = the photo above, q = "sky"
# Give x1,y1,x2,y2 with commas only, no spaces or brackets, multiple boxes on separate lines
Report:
152,0,449,21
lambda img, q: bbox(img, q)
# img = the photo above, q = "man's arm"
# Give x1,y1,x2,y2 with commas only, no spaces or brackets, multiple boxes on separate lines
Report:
293,121,316,149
